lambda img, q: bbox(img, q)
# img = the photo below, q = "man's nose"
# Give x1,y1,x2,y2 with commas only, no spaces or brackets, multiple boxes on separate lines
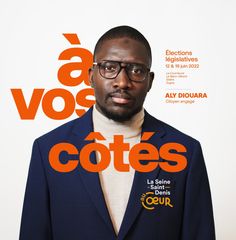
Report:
113,68,132,89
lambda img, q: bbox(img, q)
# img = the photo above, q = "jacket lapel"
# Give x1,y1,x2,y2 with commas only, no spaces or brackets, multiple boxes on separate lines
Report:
69,108,166,239
117,111,166,240
69,107,116,235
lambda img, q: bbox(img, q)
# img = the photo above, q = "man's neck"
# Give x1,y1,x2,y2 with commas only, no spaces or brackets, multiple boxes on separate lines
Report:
92,105,144,138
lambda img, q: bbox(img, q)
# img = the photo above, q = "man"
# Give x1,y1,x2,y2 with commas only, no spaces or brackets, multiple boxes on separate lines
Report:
20,26,215,240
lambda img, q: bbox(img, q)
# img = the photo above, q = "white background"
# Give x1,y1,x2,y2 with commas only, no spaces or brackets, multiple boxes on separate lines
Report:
1,0,236,239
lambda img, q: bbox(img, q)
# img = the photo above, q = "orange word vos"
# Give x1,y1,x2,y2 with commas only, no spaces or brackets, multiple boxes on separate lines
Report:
11,34,95,120
49,132,188,173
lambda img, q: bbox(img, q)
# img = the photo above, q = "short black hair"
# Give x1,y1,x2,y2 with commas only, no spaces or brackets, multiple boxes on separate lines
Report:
94,25,152,65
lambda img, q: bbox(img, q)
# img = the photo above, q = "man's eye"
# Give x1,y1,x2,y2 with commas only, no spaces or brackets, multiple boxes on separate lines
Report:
131,67,144,75
101,62,118,72
104,65,117,72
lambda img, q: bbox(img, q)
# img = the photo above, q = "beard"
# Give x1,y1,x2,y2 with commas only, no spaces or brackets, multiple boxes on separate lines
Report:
96,101,142,123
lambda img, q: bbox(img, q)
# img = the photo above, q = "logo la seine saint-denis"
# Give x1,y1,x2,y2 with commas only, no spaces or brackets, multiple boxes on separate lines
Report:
140,178,173,210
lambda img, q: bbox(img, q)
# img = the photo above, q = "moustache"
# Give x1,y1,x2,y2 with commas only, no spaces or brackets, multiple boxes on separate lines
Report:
107,90,134,100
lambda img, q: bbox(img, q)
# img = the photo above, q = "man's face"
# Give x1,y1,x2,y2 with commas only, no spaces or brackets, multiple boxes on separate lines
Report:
89,37,154,122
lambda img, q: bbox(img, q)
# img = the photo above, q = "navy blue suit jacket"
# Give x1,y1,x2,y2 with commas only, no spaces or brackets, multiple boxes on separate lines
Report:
20,108,215,240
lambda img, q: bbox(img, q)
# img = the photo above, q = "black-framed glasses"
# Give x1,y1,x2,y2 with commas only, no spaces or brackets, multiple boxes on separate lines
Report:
93,60,150,82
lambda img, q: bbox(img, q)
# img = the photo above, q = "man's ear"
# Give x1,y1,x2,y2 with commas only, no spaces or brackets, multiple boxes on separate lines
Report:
147,72,154,92
88,68,94,88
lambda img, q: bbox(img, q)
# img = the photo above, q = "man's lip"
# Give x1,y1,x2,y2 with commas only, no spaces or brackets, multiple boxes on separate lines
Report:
109,93,133,104
111,97,131,104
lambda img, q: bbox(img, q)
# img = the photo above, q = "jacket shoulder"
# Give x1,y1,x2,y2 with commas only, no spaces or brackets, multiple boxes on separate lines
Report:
36,108,93,144
145,111,200,146
36,118,80,144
